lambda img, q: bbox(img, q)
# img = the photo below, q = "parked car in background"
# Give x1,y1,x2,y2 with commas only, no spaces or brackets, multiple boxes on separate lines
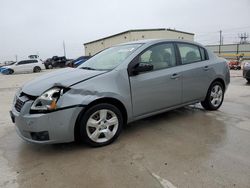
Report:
243,62,250,82
0,61,16,73
66,56,91,68
43,58,53,69
44,56,71,69
1,59,45,74
10,39,230,147
228,60,241,70
0,61,15,68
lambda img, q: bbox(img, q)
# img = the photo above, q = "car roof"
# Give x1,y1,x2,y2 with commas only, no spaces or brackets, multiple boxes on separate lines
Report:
116,39,204,47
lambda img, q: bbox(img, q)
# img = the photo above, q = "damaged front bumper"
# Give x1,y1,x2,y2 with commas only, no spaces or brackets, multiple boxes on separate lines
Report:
10,95,84,144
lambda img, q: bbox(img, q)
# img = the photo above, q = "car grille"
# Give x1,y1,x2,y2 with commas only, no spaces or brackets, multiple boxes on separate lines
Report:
14,98,25,112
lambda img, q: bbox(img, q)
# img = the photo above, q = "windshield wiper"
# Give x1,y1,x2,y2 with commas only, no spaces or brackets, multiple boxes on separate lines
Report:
80,67,96,70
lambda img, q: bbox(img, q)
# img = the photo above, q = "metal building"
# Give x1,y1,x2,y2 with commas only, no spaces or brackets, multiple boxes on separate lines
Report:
84,28,194,56
206,43,250,60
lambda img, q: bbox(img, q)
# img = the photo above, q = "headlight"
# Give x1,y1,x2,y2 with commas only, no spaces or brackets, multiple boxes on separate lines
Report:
31,87,63,111
13,87,22,105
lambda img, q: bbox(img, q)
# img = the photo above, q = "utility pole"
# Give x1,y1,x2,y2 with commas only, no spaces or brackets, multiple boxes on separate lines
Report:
219,30,222,45
63,40,66,57
219,30,222,54
15,55,18,62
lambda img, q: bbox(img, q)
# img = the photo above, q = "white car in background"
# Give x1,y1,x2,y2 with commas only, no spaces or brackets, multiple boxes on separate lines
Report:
2,59,45,74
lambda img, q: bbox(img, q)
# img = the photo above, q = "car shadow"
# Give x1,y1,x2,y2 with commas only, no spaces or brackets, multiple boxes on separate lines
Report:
13,104,225,158
16,105,207,153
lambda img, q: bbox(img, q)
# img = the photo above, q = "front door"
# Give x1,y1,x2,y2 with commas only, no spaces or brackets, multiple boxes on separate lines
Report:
15,61,27,73
129,43,182,117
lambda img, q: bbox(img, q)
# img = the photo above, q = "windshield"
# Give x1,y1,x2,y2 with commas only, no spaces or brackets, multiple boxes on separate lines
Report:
78,44,141,70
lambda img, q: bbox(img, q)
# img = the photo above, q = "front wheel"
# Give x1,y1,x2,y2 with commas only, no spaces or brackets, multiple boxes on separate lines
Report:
201,81,224,111
8,69,14,74
79,103,123,147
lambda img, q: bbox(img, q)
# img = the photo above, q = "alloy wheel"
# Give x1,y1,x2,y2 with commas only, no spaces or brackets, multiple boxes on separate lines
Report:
210,85,223,108
86,109,119,143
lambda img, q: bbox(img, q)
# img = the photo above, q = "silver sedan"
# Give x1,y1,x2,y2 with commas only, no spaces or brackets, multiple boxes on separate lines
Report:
10,39,230,147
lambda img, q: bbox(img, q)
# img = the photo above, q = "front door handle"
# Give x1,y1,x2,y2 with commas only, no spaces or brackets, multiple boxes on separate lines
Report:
171,73,180,79
203,66,209,71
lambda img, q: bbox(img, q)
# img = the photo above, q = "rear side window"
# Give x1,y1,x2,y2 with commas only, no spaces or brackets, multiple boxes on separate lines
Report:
177,43,202,64
199,47,208,61
26,60,38,64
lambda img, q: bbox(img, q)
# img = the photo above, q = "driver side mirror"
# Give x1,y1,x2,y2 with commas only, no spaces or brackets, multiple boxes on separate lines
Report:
132,63,153,75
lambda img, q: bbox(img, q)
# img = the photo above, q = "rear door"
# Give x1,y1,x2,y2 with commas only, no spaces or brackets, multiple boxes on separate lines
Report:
176,43,212,103
129,43,182,117
23,60,38,72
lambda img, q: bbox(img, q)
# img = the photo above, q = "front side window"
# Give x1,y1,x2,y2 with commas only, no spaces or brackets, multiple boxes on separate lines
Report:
78,44,142,70
177,43,202,64
17,61,27,65
138,43,176,70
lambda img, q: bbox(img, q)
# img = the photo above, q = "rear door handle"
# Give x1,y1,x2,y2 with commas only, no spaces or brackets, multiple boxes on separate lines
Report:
203,66,209,71
171,73,180,79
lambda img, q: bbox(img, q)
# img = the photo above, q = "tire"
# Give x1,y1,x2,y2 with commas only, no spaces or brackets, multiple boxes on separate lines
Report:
201,81,224,111
33,66,41,73
7,69,14,75
48,64,53,69
79,103,123,147
247,79,250,83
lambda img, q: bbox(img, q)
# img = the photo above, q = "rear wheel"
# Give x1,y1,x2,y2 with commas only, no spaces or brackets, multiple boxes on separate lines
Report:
201,81,224,111
33,66,41,73
79,103,123,147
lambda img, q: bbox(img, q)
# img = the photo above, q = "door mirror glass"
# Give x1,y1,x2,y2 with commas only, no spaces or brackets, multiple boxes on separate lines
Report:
133,63,153,75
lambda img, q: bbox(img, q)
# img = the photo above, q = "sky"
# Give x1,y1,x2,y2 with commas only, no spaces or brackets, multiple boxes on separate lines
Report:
1,0,250,62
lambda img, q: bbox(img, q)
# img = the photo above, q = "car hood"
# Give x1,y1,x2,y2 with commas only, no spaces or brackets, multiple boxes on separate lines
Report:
1,65,11,69
22,68,106,96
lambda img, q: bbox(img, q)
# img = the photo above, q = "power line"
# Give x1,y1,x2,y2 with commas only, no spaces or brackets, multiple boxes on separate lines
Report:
221,26,250,31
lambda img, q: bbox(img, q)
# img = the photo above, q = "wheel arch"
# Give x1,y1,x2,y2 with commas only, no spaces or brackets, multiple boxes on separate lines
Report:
202,77,226,102
211,78,226,91
74,97,128,141
5,68,14,74
34,65,41,69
